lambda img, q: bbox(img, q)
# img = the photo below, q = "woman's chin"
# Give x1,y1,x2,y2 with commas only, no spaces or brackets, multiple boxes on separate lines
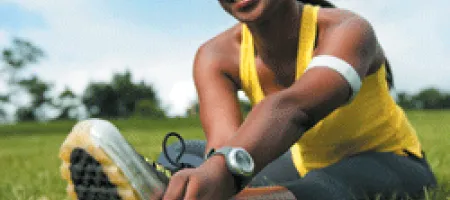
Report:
235,14,261,23
233,7,265,23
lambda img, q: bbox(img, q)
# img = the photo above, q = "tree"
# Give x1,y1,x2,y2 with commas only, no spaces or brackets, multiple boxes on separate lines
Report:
15,107,35,122
1,38,44,122
441,94,450,109
1,38,44,79
16,75,53,121
412,88,443,109
56,87,80,120
397,92,416,109
110,71,159,117
82,70,165,118
83,83,119,117
0,95,7,121
18,76,52,108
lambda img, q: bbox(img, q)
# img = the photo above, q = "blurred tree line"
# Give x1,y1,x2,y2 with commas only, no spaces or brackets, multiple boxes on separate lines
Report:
1,38,165,122
1,39,449,123
397,89,450,110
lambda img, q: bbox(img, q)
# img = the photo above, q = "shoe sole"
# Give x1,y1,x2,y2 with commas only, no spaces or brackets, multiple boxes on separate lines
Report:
59,119,166,200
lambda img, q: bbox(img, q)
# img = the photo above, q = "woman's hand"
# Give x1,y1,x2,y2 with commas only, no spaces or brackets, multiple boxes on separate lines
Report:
162,156,237,200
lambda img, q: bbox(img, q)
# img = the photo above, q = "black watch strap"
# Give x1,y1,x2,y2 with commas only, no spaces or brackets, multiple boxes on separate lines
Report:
204,148,216,160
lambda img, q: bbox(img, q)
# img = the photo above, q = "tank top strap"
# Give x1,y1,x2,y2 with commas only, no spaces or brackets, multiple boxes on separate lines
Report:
240,24,264,104
296,5,320,80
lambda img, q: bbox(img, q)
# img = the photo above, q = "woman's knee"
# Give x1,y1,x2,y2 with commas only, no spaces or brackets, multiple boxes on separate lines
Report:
249,150,300,187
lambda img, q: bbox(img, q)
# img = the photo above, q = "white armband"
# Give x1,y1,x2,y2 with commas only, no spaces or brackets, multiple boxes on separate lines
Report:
306,55,362,101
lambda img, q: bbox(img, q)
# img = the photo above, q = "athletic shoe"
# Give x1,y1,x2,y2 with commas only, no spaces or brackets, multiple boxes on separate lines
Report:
59,119,169,200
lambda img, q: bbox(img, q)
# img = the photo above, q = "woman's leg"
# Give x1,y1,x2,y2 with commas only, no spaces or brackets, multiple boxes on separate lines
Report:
157,140,436,199
248,150,301,187
284,151,437,200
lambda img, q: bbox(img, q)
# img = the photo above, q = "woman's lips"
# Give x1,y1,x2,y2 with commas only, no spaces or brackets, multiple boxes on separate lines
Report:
234,0,259,11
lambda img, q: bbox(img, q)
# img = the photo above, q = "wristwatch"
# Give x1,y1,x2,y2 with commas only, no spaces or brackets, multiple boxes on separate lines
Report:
205,147,255,192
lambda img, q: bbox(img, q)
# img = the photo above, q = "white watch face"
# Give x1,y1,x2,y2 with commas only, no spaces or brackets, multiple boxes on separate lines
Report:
229,148,254,176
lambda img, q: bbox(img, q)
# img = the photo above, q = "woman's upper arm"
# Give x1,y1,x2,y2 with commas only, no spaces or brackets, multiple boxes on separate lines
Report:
284,15,379,122
315,16,378,78
193,42,243,150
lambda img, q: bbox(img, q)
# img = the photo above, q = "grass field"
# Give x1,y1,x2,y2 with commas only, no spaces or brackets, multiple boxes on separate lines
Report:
0,111,449,200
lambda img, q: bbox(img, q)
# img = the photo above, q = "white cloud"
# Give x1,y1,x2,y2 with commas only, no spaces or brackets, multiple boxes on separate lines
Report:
168,81,197,116
0,29,9,46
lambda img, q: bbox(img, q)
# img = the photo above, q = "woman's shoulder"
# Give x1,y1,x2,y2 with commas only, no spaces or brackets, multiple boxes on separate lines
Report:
197,23,242,60
317,7,373,34
316,6,384,76
194,23,242,69
193,23,243,87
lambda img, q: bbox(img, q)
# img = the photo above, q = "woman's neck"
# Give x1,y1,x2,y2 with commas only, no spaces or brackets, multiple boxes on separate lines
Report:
246,1,303,66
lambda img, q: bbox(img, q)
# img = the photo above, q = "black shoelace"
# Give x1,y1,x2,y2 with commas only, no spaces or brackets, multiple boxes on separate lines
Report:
162,132,195,173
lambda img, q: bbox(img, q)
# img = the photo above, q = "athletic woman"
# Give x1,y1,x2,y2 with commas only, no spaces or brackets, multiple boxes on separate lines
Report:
160,0,437,199
59,0,437,199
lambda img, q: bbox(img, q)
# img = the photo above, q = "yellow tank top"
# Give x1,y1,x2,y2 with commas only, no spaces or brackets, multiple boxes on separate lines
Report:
239,5,423,176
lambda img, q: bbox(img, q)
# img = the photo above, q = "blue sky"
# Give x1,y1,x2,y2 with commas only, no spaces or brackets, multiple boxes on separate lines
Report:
0,0,449,116
0,3,46,31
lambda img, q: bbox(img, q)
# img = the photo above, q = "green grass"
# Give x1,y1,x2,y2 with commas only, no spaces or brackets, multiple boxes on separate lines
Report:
0,112,449,200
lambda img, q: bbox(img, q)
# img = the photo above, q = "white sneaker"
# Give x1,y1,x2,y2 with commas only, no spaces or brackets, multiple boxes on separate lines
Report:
59,119,168,200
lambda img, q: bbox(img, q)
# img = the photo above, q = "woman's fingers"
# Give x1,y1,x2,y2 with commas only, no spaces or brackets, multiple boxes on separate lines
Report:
163,171,190,200
183,175,205,200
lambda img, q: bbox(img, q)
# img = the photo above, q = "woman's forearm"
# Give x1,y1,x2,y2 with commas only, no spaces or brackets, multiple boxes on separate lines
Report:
226,90,310,173
200,106,243,155
205,133,236,155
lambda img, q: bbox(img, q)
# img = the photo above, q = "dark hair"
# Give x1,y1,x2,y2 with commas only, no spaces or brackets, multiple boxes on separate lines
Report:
298,0,394,89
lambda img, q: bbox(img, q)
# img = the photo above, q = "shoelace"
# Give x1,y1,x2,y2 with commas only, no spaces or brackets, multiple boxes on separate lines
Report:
162,132,195,172
145,132,194,183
